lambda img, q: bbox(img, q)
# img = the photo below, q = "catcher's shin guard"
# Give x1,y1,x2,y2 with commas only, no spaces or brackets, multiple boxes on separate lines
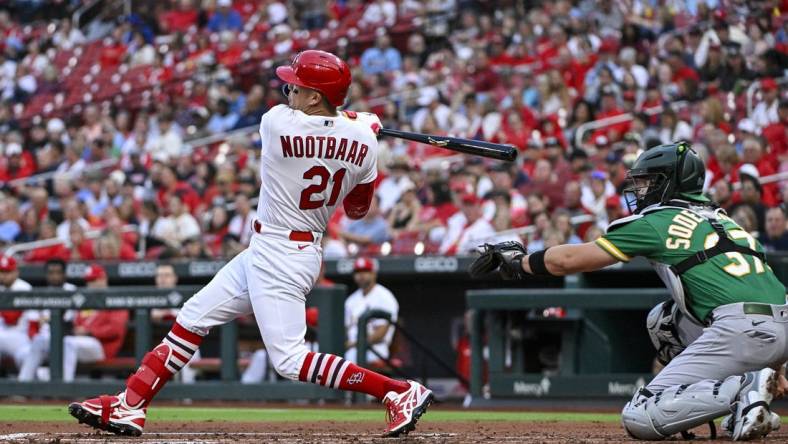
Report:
124,323,202,408
622,376,744,440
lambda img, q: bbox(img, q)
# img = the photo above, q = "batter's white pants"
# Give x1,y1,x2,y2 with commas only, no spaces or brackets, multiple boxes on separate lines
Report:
0,329,30,368
176,228,322,381
18,332,105,382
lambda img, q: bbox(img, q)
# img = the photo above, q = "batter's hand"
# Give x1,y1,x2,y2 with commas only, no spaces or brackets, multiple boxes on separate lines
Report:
355,111,382,135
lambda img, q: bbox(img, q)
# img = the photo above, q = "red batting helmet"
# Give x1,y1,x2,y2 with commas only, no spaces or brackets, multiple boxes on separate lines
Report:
275,50,351,107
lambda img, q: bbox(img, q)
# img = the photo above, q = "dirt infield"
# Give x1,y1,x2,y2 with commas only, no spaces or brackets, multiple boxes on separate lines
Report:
1,420,786,443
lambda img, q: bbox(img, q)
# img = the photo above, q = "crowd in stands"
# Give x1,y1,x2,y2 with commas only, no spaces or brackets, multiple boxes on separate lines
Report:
0,0,787,265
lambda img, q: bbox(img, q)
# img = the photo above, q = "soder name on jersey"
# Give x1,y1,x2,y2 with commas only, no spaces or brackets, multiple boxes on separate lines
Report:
665,209,723,250
280,135,369,167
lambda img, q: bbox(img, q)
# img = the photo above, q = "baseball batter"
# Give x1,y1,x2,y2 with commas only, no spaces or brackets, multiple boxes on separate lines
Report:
69,50,433,437
471,142,788,440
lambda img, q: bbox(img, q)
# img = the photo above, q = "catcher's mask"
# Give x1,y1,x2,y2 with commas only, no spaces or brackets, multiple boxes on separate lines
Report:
623,141,704,214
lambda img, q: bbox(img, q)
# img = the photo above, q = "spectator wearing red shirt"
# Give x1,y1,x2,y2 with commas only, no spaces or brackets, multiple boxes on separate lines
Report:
0,143,35,182
94,230,137,261
471,52,499,93
667,49,700,99
496,112,530,150
24,220,70,263
520,159,564,210
156,166,201,214
740,136,778,207
159,0,199,33
69,223,95,261
537,24,568,64
508,92,539,131
592,86,630,142
99,35,127,69
761,99,788,163
706,142,741,185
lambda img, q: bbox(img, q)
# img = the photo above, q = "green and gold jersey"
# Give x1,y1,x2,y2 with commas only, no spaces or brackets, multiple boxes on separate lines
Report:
596,205,786,321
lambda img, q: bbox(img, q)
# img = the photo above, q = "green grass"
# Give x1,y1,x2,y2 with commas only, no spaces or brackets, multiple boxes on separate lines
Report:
0,405,620,423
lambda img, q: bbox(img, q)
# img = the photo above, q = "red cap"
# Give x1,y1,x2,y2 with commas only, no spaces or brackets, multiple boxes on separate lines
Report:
84,264,107,282
275,50,351,107
460,193,482,205
353,257,378,273
762,78,778,91
0,255,17,272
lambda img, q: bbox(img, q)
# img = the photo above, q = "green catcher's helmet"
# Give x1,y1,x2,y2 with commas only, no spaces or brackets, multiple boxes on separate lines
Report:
623,141,706,214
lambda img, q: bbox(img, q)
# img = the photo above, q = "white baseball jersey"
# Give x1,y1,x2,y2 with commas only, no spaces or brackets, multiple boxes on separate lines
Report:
345,283,399,361
256,105,379,233
0,278,34,334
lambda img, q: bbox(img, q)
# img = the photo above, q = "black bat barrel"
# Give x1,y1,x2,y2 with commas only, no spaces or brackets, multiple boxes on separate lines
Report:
378,128,518,162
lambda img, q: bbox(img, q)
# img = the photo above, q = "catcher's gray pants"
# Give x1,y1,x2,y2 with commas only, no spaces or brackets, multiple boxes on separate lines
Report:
647,302,788,392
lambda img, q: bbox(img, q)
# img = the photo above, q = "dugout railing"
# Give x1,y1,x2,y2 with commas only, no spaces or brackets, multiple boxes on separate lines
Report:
355,309,470,390
0,285,347,401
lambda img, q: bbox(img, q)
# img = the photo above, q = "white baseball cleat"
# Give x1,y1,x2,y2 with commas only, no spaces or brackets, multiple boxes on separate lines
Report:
728,369,780,440
68,393,146,436
722,412,780,437
754,368,778,404
382,380,434,437
731,390,773,441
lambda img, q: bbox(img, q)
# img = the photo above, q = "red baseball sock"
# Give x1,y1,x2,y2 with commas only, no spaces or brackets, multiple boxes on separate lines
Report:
123,322,203,409
298,352,410,400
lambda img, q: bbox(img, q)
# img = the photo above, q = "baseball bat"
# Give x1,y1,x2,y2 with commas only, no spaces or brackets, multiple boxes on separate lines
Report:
378,128,518,162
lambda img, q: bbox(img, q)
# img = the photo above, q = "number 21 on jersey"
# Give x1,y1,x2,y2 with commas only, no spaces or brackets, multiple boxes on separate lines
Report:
299,166,346,209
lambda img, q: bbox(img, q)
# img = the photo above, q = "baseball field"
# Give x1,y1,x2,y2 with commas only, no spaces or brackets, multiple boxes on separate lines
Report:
0,404,784,443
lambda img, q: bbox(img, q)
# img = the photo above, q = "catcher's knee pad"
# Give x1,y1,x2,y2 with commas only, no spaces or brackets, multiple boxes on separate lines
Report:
622,377,741,440
646,301,685,366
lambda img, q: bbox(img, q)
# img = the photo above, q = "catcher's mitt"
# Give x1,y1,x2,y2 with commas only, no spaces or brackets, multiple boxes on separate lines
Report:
468,241,527,280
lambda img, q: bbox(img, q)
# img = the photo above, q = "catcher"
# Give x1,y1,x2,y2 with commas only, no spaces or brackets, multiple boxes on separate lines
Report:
470,141,788,440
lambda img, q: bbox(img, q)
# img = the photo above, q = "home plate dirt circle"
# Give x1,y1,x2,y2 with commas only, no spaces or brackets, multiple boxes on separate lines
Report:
2,420,784,443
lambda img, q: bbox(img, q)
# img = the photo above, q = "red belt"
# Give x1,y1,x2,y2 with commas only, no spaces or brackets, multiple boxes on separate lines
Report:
252,220,314,242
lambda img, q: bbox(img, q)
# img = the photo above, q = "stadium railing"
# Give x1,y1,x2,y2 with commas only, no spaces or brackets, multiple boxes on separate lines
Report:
6,158,120,188
356,309,468,386
3,224,139,257
573,101,690,149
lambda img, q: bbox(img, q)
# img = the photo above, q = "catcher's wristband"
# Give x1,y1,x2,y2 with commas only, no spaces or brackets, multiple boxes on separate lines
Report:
528,249,555,276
